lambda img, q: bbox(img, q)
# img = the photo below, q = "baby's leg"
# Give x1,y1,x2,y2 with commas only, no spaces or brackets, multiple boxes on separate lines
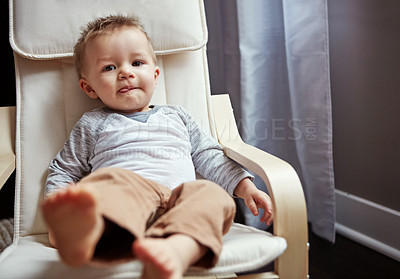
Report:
133,234,207,279
41,186,104,266
134,180,236,278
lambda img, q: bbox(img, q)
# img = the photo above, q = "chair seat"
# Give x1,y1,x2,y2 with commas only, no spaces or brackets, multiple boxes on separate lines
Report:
0,223,286,279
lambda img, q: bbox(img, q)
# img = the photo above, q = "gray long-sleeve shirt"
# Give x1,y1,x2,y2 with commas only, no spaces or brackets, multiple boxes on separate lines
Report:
45,105,252,197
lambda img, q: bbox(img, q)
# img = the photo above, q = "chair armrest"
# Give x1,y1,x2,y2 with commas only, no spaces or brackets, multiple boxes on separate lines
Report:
0,107,16,189
211,95,308,278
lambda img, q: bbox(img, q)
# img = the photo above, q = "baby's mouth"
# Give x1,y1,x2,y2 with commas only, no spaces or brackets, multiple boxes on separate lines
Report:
118,86,137,93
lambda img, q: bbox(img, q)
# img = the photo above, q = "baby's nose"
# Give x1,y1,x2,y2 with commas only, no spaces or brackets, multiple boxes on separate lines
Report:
118,68,135,79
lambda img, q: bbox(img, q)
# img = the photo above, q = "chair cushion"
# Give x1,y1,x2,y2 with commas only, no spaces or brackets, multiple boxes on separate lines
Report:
0,223,286,278
10,0,207,59
187,223,287,276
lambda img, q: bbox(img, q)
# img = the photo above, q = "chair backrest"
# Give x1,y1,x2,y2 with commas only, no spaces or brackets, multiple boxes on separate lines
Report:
9,0,215,236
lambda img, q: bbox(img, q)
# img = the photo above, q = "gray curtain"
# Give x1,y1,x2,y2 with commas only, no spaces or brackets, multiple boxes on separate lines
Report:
205,0,335,242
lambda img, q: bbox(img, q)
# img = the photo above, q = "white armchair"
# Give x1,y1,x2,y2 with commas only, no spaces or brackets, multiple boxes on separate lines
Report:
1,0,308,278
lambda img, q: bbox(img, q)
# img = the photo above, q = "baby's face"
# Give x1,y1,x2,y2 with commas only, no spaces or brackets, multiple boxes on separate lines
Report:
79,27,159,114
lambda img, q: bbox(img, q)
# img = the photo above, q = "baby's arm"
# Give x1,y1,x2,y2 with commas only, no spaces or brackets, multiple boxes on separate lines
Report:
45,113,97,197
234,178,274,225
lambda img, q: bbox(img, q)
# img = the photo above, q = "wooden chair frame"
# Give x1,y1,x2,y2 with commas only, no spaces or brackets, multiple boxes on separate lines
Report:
211,95,308,279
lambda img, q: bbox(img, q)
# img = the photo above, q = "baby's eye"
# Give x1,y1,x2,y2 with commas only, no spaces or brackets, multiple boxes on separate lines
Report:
103,65,116,72
132,61,143,67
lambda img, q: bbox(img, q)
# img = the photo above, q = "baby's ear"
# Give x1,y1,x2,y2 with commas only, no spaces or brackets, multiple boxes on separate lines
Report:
154,67,160,83
79,78,98,99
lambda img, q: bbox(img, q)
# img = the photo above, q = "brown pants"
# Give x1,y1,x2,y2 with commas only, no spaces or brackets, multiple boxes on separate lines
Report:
76,167,236,267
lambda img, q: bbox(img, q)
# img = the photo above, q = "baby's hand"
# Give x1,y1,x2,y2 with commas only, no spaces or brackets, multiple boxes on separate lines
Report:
244,189,273,225
234,178,274,225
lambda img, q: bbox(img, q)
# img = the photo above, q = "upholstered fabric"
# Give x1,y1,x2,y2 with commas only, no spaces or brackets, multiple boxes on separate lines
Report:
9,0,207,59
0,224,286,279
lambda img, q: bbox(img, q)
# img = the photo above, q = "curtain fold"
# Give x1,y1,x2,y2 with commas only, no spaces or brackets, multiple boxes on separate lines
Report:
205,0,335,242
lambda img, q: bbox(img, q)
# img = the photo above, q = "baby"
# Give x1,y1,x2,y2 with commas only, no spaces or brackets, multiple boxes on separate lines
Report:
41,15,273,279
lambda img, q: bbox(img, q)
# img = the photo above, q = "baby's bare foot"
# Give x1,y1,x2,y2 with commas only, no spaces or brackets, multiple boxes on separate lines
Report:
41,187,104,266
133,234,207,279
133,239,184,279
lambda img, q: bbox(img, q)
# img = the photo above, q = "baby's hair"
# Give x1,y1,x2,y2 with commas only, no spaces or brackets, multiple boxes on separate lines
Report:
74,15,156,78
